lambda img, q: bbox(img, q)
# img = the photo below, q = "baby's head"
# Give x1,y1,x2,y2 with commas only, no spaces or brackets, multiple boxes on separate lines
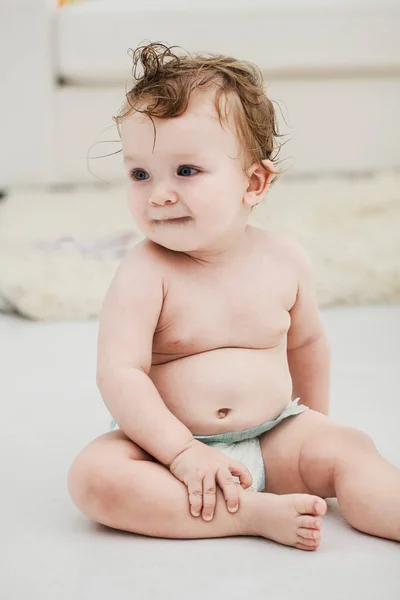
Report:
115,42,281,255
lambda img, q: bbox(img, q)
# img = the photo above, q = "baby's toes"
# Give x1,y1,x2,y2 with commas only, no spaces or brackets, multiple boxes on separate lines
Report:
295,494,327,517
298,527,321,543
298,515,322,531
296,540,320,551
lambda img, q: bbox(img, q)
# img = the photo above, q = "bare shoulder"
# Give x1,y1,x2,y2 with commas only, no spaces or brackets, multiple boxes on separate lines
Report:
99,238,170,324
110,238,171,287
251,226,312,274
97,239,172,374
121,237,168,268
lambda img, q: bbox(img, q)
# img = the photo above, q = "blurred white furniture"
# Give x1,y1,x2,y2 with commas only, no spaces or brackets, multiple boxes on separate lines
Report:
1,0,400,186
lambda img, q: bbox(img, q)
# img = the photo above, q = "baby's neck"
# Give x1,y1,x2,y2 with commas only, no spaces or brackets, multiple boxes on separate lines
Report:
182,226,254,269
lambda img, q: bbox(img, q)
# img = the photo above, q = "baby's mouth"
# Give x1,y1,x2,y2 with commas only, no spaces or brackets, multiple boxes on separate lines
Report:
153,217,192,224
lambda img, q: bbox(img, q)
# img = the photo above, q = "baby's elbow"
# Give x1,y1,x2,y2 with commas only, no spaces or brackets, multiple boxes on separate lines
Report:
288,330,329,353
96,364,119,391
96,368,109,393
96,369,103,390
310,330,331,354
321,333,331,359
311,331,331,362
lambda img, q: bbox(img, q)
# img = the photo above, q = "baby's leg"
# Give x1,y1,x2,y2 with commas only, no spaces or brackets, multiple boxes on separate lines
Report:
331,435,400,540
68,430,326,550
261,410,400,541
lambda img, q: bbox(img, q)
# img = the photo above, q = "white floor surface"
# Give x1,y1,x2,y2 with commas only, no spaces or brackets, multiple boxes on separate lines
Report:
2,306,400,600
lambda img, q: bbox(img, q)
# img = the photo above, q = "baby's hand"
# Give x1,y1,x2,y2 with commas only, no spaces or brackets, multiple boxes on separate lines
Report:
168,439,253,521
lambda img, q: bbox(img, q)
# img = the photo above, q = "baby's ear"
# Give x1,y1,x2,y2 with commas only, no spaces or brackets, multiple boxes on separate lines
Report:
261,159,276,174
259,159,279,193
243,159,277,208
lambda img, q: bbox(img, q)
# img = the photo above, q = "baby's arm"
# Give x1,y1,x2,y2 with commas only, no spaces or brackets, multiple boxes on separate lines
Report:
97,243,252,520
96,243,194,465
285,240,331,415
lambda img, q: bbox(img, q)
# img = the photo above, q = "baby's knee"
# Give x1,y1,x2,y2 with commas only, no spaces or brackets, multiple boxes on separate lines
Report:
300,423,375,477
337,426,376,453
67,450,117,517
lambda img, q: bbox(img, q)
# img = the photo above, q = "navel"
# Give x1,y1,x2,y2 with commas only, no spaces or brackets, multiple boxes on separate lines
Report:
217,408,230,419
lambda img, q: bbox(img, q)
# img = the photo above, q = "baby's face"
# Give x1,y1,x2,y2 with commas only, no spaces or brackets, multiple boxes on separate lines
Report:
121,91,252,253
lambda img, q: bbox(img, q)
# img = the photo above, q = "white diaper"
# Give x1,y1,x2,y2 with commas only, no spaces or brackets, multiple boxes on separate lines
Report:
208,437,265,492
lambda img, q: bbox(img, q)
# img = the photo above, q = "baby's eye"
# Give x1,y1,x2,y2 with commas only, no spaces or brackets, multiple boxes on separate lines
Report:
178,165,199,177
130,169,149,181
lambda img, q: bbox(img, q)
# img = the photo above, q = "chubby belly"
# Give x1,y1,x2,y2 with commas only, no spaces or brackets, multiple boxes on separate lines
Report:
149,346,293,436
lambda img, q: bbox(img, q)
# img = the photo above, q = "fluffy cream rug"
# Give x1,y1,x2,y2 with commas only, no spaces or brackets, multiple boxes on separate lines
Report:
0,171,399,321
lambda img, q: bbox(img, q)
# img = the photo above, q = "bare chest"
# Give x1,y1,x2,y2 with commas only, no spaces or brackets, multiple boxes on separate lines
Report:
152,262,297,363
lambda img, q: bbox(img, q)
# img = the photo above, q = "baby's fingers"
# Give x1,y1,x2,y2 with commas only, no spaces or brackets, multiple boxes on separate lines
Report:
201,472,217,521
216,468,242,514
229,460,253,490
187,479,203,517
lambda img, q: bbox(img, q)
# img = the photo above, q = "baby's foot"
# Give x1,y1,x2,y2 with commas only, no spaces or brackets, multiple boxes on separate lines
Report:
244,493,327,551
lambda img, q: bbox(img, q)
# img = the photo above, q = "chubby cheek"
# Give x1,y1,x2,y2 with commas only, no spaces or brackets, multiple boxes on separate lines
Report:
199,184,241,224
126,188,147,223
198,175,234,212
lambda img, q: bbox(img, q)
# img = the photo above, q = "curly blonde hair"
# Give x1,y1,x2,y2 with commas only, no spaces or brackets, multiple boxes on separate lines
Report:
114,42,283,184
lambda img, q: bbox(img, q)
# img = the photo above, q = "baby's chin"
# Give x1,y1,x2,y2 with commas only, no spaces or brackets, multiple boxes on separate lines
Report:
148,236,201,253
144,221,212,253
141,222,196,252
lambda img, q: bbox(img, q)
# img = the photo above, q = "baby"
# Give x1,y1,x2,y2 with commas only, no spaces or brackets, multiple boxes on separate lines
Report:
68,42,400,550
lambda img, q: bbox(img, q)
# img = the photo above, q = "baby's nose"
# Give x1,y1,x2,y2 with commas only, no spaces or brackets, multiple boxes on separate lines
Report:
149,185,178,206
150,198,177,207
149,190,178,207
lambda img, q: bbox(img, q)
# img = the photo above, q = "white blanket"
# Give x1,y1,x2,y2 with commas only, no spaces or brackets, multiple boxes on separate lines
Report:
0,172,399,320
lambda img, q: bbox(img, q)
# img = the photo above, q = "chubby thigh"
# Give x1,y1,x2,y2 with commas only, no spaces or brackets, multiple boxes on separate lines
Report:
260,409,347,498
